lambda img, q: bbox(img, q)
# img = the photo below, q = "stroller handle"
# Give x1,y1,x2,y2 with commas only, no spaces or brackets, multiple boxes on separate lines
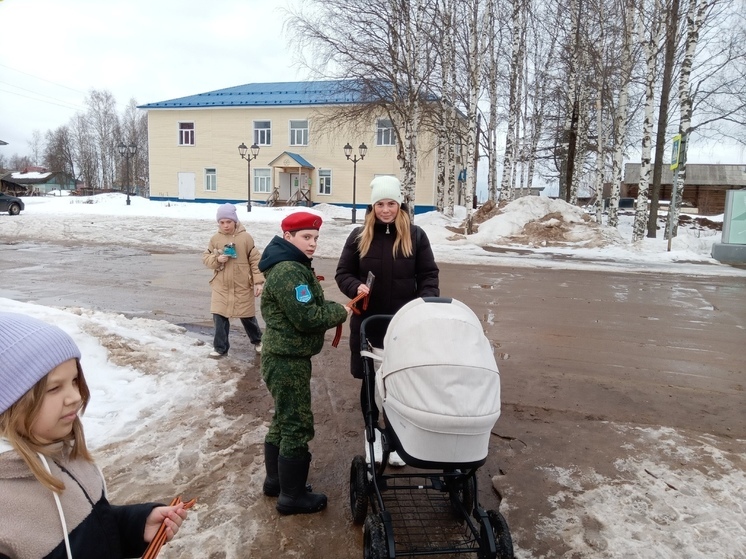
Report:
359,298,453,353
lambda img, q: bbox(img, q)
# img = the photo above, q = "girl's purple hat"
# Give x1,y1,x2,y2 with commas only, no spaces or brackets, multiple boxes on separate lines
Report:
216,204,239,223
0,313,81,414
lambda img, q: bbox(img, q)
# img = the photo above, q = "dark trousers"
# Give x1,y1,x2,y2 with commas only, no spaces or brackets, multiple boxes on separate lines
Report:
213,313,262,354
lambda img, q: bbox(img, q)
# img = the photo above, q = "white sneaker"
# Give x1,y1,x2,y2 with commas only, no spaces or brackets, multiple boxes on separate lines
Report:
389,451,406,467
254,342,262,354
209,350,226,359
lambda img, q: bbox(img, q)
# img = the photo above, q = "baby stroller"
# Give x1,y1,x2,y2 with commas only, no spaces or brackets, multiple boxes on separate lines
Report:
349,297,514,559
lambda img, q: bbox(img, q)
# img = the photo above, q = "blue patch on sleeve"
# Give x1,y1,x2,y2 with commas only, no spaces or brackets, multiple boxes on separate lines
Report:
295,284,313,303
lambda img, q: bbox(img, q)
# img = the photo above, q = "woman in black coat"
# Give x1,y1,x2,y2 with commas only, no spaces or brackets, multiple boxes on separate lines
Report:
335,176,440,432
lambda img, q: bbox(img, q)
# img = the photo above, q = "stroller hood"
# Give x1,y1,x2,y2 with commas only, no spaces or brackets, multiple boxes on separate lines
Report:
377,298,501,464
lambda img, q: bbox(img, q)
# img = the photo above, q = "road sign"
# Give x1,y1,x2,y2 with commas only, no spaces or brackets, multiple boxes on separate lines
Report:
670,134,682,171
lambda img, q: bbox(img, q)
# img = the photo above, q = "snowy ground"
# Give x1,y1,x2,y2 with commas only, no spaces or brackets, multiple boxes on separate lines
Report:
1,193,744,558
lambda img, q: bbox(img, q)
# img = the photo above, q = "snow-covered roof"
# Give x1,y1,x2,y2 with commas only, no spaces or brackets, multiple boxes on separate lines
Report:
9,171,53,182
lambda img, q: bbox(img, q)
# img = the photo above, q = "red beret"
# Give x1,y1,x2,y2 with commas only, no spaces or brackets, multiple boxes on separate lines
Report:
281,211,323,232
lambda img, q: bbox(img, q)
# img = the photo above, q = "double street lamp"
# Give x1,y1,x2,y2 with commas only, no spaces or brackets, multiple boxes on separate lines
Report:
117,142,137,206
238,142,260,212
343,142,367,224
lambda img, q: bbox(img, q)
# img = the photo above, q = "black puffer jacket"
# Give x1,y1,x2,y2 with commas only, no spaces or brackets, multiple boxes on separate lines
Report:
335,216,439,378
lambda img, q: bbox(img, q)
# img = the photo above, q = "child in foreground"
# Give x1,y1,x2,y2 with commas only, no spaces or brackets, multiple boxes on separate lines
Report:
258,212,351,515
0,312,189,559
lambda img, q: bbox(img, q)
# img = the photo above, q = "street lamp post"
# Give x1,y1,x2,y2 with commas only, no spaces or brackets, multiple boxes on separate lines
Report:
343,142,367,224
117,142,137,205
238,142,260,212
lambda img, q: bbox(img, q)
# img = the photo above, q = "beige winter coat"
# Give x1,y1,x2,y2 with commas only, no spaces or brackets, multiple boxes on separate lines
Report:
203,223,264,318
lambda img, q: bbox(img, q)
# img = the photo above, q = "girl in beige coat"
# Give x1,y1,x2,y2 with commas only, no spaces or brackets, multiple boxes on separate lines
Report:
203,204,265,358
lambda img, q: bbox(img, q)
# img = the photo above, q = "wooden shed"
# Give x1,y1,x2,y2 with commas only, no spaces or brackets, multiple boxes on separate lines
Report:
623,163,746,215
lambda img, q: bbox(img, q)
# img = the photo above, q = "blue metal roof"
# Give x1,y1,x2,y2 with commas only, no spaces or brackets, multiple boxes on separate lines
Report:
285,152,314,168
138,80,368,109
268,151,315,169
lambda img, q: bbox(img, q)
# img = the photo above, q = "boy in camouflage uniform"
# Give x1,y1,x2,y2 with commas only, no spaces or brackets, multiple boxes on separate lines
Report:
258,211,351,515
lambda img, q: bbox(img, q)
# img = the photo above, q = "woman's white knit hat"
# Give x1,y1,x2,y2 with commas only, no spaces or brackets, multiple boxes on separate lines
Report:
370,176,404,206
0,313,81,414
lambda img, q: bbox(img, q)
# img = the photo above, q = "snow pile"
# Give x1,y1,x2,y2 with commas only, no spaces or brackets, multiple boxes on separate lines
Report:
469,197,625,248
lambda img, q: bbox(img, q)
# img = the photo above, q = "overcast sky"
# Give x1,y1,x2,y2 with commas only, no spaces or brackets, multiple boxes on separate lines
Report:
1,0,744,170
0,0,305,156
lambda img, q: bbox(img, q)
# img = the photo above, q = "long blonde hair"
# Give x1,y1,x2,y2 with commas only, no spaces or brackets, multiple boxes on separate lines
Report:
0,360,92,492
357,206,413,258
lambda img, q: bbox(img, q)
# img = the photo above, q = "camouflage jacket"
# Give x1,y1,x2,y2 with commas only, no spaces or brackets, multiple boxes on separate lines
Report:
259,236,348,357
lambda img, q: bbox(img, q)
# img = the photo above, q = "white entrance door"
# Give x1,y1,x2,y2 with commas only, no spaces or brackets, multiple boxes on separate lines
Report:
290,173,301,197
178,172,195,200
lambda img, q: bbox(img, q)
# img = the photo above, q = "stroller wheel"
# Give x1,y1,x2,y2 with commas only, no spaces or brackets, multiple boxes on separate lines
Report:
485,510,514,559
447,472,476,521
350,455,369,525
363,513,389,559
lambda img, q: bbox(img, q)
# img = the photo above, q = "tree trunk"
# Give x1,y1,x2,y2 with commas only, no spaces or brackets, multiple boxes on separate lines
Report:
610,0,636,228
487,0,499,203
465,0,481,214
500,0,524,202
646,0,680,238
595,96,605,223
633,0,663,242
666,0,710,238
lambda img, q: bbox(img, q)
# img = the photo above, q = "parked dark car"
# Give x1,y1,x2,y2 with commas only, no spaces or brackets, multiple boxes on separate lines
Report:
0,192,24,215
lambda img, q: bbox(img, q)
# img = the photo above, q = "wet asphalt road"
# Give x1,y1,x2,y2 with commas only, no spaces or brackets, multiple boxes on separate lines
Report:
2,240,746,557
2,240,744,439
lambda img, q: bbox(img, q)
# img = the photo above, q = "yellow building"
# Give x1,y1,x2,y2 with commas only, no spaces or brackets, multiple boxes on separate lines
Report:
138,80,441,214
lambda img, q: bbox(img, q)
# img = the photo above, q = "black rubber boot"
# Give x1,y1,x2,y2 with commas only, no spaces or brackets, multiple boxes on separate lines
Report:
276,454,327,515
263,442,281,496
263,443,312,497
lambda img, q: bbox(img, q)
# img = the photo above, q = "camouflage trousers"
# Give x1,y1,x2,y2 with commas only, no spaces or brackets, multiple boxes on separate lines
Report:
261,352,314,459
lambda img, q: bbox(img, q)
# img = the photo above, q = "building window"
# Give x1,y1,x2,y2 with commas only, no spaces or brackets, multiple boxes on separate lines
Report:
376,119,395,146
254,168,271,193
205,168,217,191
290,120,309,146
179,122,195,145
318,169,332,195
254,121,271,146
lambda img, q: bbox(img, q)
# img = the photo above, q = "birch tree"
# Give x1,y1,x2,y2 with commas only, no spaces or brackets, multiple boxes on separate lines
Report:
608,0,637,228
646,0,681,238
665,0,714,238
568,51,590,206
28,130,43,166
594,96,605,222
522,3,559,197
84,89,120,190
485,0,500,203
437,0,459,217
43,126,77,180
120,98,149,195
70,113,99,191
463,0,484,217
632,0,664,242
500,0,526,202
286,0,439,216
558,0,582,202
